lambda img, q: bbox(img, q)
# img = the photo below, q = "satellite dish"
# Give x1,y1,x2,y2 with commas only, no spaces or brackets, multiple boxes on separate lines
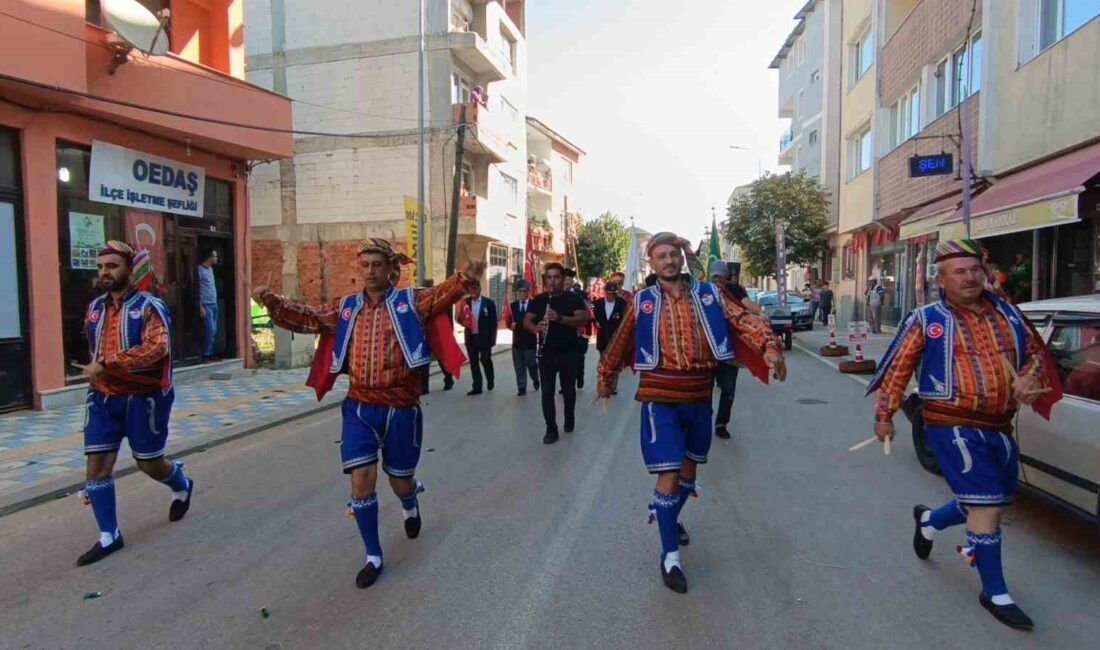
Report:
103,0,170,56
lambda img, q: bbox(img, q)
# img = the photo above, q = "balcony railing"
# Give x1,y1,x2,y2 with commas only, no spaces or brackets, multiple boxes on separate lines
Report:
527,167,552,192
779,127,795,152
452,102,507,163
459,194,478,218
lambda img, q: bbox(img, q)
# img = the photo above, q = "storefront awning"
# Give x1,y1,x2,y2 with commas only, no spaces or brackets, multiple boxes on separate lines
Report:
939,140,1100,241
899,194,961,240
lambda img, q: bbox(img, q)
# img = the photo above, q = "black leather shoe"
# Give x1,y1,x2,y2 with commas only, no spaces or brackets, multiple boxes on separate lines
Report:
169,479,195,523
443,381,454,391
356,562,383,589
677,522,691,546
564,422,575,433
467,389,483,396
533,382,540,391
543,429,559,445
660,561,687,594
405,514,422,539
518,389,526,396
913,505,933,560
76,534,124,567
715,425,731,440
487,379,494,391
980,593,1034,630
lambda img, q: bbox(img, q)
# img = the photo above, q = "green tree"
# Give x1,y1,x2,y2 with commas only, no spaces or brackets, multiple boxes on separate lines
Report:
724,171,830,282
576,211,630,282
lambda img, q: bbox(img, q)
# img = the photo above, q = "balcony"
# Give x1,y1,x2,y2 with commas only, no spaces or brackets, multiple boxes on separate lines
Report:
453,102,508,164
447,30,509,83
527,167,552,194
529,227,554,253
459,194,479,218
778,127,795,165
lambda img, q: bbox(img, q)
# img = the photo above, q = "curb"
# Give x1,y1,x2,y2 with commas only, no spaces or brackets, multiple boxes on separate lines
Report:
0,346,511,519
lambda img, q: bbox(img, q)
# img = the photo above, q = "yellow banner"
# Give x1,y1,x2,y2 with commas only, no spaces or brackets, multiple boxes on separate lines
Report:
403,196,432,285
899,210,951,240
940,194,1080,241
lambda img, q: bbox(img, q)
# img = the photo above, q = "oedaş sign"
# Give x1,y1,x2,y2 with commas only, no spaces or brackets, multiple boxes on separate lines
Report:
89,140,205,217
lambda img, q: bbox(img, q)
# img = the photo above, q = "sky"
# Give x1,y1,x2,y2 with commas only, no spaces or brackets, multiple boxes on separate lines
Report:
525,0,806,242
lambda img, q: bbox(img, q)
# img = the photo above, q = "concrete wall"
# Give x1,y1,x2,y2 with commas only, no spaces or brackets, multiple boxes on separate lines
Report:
839,0,876,235
980,1,1100,175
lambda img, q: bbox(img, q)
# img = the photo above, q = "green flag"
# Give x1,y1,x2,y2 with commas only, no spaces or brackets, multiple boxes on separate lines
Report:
705,214,722,278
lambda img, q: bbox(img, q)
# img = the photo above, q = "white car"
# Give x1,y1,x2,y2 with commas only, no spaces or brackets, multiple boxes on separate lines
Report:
905,294,1100,529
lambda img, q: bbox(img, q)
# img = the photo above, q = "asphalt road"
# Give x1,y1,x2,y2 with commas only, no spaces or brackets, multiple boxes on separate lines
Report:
1,346,1098,649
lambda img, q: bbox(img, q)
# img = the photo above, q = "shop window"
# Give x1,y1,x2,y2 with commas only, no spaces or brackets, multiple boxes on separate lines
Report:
488,243,508,308
842,243,855,279
1047,317,1100,402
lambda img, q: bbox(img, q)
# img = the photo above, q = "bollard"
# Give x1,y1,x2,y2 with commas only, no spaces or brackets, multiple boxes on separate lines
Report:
819,314,849,357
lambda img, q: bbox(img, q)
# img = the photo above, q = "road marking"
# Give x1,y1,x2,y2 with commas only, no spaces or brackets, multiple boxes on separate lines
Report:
791,340,871,387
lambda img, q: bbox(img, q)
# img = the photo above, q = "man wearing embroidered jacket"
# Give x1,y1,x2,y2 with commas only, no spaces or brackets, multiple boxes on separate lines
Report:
72,241,194,567
252,239,483,589
867,239,1051,630
596,232,785,594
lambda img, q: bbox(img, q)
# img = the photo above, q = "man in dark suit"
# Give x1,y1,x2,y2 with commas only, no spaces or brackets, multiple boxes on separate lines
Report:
460,281,497,396
502,280,540,396
592,279,627,395
564,268,590,390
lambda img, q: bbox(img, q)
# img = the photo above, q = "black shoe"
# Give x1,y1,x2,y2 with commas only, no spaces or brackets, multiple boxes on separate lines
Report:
677,522,691,546
913,505,933,560
355,562,383,589
76,534,124,567
543,429,559,445
533,382,540,391
518,389,527,396
169,479,195,523
487,379,494,391
660,560,687,594
467,389,483,396
564,422,575,433
715,425,731,440
443,381,454,391
404,514,422,539
980,593,1034,630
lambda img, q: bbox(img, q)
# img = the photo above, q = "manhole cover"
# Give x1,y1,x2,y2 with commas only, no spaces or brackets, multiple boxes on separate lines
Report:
796,398,828,405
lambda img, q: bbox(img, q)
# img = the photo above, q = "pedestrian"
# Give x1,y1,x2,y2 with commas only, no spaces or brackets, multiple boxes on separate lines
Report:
867,277,885,333
522,263,589,444
596,232,786,594
708,261,745,440
810,281,822,326
459,281,497,395
608,271,632,302
592,277,627,396
818,281,834,326
866,238,1053,630
502,279,539,396
253,239,481,588
197,249,220,362
72,240,194,567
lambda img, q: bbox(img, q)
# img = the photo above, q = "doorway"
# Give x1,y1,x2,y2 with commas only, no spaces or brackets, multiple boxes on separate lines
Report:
0,127,30,412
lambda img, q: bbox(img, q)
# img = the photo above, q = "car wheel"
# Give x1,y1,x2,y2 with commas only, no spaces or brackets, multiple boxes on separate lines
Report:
784,331,792,351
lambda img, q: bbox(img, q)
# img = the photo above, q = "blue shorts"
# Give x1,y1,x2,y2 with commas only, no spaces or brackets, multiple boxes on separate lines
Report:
84,388,175,460
926,425,1019,507
640,402,713,474
340,399,423,477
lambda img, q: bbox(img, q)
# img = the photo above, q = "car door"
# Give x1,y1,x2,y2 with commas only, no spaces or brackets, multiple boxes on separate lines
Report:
1015,311,1100,520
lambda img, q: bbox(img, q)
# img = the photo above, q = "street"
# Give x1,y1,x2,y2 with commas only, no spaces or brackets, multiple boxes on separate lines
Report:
1,346,1098,649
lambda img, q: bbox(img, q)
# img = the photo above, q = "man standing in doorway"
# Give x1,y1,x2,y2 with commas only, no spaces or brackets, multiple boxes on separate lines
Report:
502,280,540,396
523,263,588,444
867,277,885,333
460,281,497,396
818,281,835,326
198,250,219,362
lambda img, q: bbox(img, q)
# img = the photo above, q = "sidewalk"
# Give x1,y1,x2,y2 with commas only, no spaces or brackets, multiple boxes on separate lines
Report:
0,341,510,515
793,326,894,361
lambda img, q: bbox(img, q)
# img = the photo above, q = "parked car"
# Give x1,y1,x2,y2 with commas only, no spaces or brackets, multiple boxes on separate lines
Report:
756,292,814,350
745,288,761,303
902,294,1100,529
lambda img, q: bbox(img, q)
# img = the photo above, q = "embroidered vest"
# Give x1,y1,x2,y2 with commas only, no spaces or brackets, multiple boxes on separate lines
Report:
330,287,430,374
633,280,734,371
866,292,1028,400
86,291,173,386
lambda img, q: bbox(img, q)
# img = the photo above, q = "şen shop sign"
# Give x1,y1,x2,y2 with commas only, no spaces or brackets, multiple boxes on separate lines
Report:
89,140,205,217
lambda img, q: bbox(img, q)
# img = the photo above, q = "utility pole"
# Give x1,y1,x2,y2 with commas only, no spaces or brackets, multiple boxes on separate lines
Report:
416,0,427,286
446,105,467,277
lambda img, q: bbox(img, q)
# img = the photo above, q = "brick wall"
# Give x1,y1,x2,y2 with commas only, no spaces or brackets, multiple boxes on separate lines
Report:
252,239,417,306
877,95,979,219
251,240,283,294
881,0,982,103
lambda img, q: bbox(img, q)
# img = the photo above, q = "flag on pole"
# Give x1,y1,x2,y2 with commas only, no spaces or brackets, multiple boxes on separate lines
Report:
623,224,640,291
705,213,722,279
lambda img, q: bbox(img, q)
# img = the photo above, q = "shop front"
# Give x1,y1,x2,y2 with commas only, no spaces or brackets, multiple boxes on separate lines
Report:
857,226,905,328
896,193,961,312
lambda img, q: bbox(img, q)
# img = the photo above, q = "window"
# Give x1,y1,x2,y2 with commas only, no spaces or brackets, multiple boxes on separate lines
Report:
1040,0,1100,51
969,32,983,95
842,243,855,279
451,73,472,104
850,126,872,178
1047,317,1100,401
488,243,509,308
560,159,574,185
808,130,819,146
853,28,874,84
796,90,803,119
499,172,519,213
500,96,518,122
796,37,807,66
500,27,517,74
933,59,948,118
460,161,474,195
891,85,921,148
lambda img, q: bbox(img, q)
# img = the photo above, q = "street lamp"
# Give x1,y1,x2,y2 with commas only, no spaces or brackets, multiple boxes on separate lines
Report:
728,145,764,178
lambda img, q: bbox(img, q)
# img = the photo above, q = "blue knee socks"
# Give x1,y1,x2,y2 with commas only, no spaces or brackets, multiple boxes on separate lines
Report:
650,490,680,559
967,529,1009,598
349,493,382,567
928,499,968,530
160,461,191,495
399,480,425,519
84,478,118,542
675,479,697,521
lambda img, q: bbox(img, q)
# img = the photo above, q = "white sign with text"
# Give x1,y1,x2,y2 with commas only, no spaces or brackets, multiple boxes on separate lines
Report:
89,140,205,217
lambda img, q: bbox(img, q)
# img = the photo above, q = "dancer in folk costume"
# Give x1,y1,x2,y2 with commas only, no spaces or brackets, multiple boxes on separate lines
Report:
73,241,194,566
253,239,480,588
867,239,1061,630
596,232,786,593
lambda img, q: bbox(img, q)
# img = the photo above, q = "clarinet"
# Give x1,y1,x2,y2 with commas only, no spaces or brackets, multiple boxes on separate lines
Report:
536,310,550,359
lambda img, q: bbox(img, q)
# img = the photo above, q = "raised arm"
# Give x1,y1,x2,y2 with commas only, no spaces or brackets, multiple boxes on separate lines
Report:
259,292,342,335
718,291,781,353
414,272,478,321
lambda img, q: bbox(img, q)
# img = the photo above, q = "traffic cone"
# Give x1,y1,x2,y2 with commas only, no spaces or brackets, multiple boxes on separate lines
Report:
820,323,849,357
840,341,876,374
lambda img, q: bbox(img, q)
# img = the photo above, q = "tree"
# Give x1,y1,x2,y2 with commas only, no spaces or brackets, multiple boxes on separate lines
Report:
576,211,630,282
724,171,830,281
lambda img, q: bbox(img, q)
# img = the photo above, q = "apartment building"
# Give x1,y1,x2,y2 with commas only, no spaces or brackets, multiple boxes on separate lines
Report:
244,0,528,366
770,0,843,294
0,0,292,410
525,117,583,290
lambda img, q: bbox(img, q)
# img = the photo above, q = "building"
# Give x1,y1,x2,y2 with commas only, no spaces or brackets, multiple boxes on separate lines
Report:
244,0,529,367
525,116,584,290
769,0,844,293
0,0,293,411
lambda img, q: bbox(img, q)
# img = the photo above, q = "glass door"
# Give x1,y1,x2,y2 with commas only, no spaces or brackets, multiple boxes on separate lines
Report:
0,199,30,411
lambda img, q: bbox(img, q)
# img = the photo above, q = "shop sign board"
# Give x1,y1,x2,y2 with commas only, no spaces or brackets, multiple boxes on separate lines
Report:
89,140,205,217
403,196,432,286
68,212,105,270
908,153,954,178
848,321,869,343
